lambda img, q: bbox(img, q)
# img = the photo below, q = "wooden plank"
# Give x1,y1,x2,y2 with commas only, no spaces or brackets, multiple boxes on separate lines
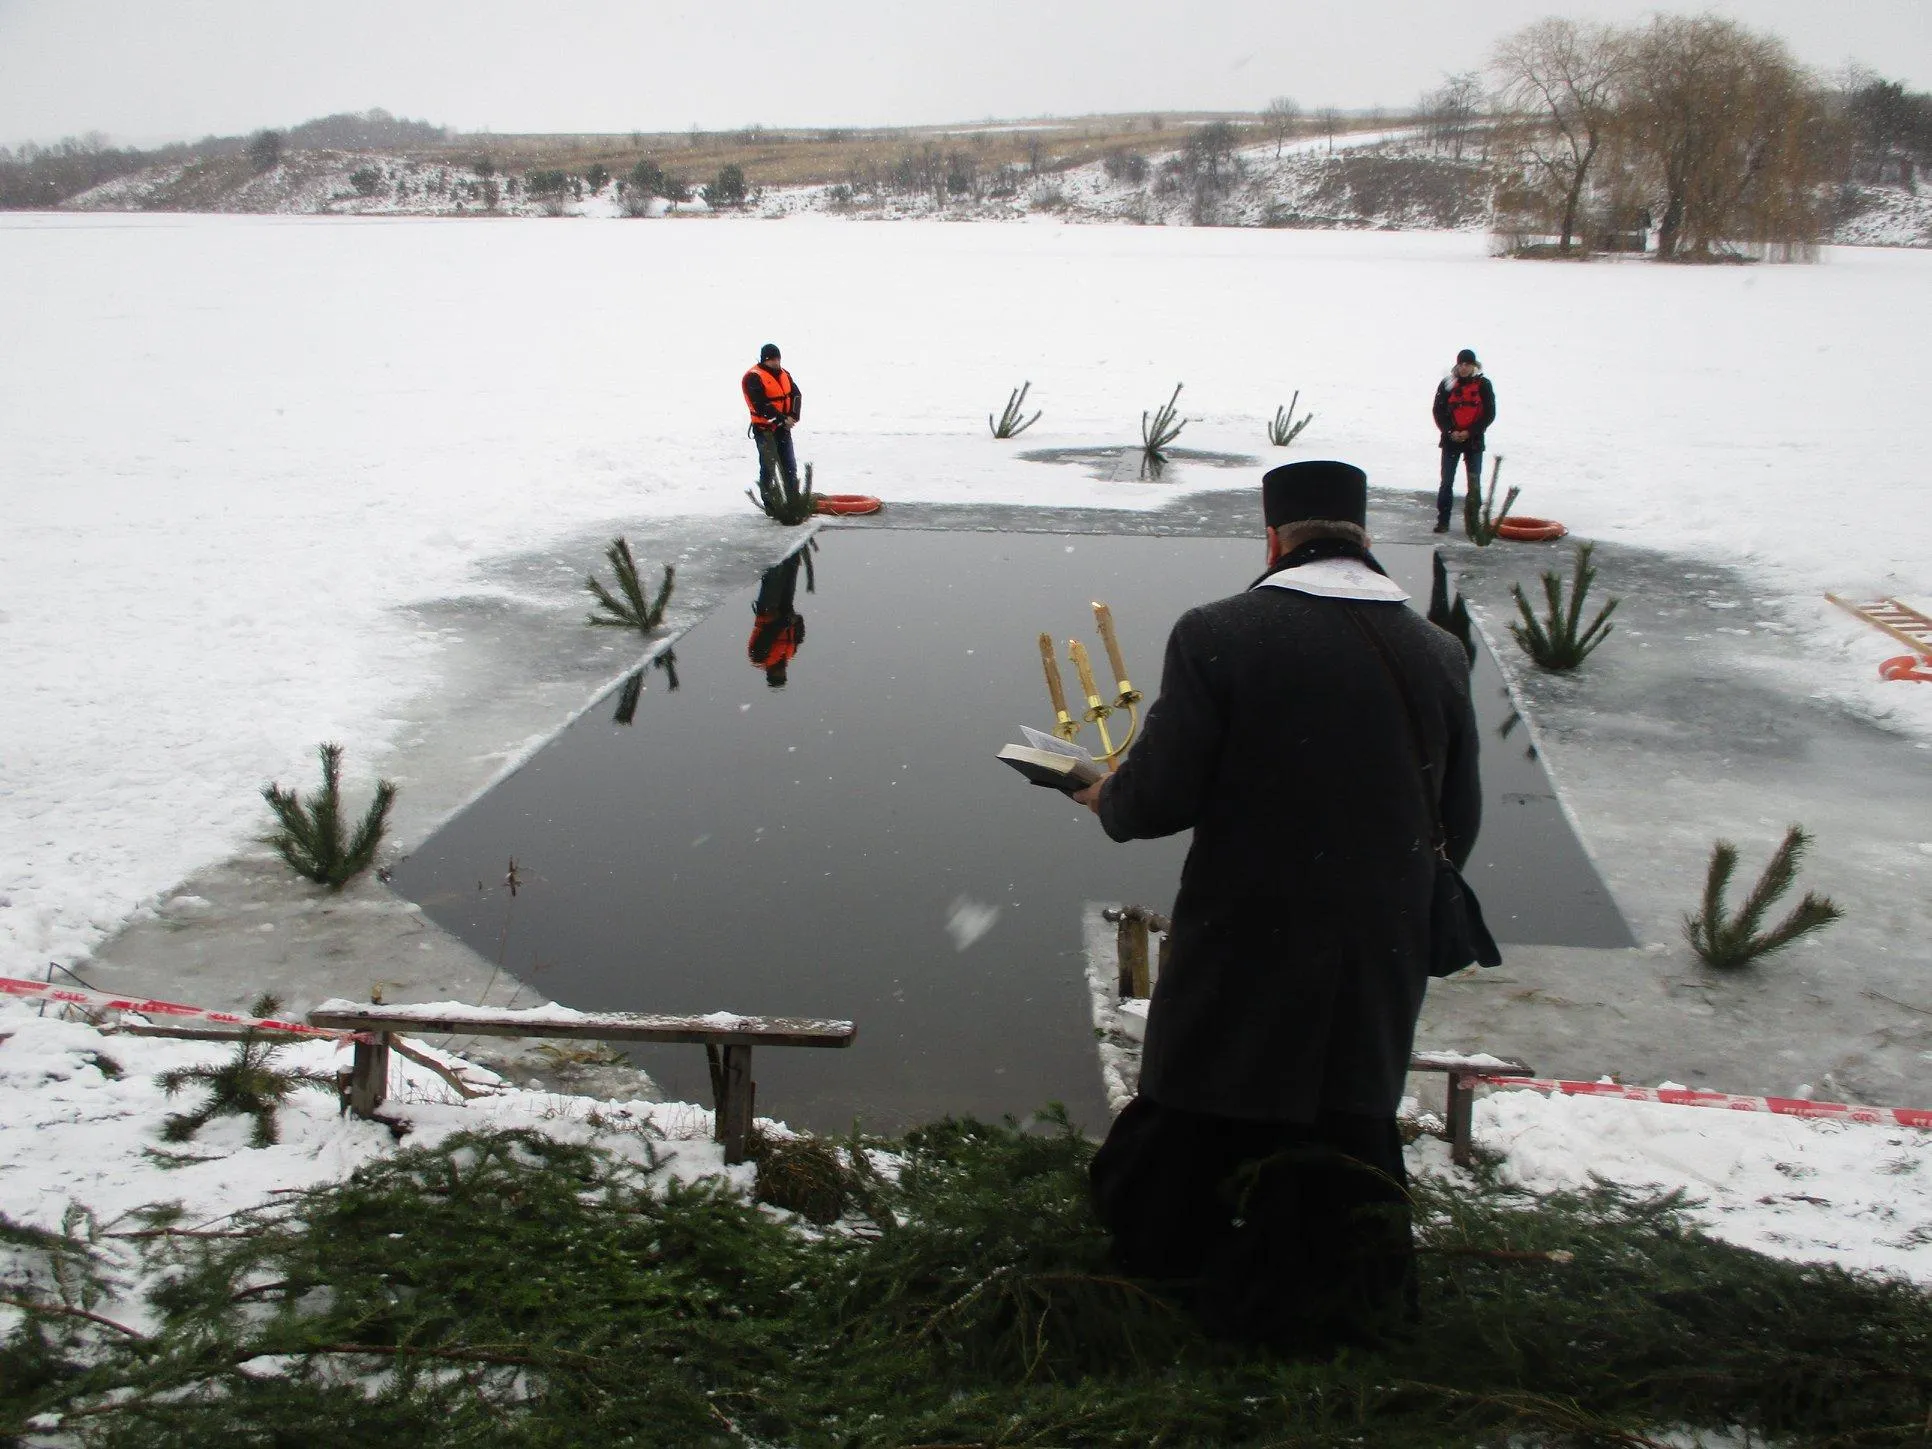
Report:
115,1023,294,1042
715,1044,754,1165
1410,1052,1531,1077
308,1006,854,1049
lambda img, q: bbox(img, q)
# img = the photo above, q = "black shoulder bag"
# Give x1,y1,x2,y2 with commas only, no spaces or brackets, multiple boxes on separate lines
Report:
1346,606,1502,978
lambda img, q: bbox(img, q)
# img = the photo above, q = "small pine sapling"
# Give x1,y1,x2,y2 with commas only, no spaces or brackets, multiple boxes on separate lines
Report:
1266,391,1314,447
1462,454,1521,546
989,382,1041,439
1510,541,1619,671
261,743,397,889
1140,383,1188,463
585,536,675,633
156,994,337,1148
1685,826,1843,970
749,460,818,526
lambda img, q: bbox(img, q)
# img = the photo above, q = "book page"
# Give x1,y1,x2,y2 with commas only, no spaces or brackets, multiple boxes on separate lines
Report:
1020,724,1099,765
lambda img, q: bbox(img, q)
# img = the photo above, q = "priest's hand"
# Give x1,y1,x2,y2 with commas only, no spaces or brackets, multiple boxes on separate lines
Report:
1070,778,1105,815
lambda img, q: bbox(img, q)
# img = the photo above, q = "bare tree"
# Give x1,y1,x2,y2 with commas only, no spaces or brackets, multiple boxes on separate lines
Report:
1491,18,1627,252
1314,106,1343,153
1263,96,1301,157
1421,72,1485,160
1621,14,1837,260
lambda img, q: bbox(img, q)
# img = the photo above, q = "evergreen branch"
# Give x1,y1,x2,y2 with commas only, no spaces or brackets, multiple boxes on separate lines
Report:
1510,543,1618,671
1686,826,1842,969
750,462,817,524
585,538,676,632
1267,391,1314,447
1733,824,1806,937
1465,456,1518,545
309,742,344,877
1140,383,1187,458
1749,893,1844,957
0,1292,146,1338
341,780,399,879
989,382,1041,439
1693,840,1739,960
260,743,396,887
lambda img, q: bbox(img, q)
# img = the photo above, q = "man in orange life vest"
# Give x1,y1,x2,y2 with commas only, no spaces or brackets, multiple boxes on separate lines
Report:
1431,348,1496,534
743,343,803,503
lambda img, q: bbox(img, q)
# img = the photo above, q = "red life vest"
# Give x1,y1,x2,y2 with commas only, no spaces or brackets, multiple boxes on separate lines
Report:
743,364,797,429
1445,377,1487,432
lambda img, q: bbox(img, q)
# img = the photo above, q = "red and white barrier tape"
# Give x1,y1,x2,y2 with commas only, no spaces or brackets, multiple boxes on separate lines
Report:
1468,1074,1932,1131
0,976,360,1041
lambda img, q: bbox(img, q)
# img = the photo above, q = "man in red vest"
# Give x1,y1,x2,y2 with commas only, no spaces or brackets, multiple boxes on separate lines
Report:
1431,348,1496,533
743,343,803,504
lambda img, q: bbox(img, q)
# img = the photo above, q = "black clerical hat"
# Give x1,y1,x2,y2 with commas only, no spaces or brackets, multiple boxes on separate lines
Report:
1262,460,1368,529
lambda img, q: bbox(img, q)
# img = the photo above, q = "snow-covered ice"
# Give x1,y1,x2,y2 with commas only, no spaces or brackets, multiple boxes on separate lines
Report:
3,211,1931,1283
5,213,1925,983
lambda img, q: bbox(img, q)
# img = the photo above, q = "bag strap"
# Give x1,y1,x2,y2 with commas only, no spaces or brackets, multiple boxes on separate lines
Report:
1343,605,1448,858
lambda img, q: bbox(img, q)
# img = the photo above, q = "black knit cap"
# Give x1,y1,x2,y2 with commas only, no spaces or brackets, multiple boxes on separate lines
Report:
760,342,781,361
1262,460,1368,529
1456,347,1478,365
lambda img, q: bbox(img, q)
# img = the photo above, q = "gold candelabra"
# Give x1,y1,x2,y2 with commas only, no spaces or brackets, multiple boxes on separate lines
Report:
1037,602,1143,767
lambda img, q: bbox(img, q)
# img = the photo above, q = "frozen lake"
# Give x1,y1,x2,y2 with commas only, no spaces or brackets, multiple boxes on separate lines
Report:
2,212,1926,993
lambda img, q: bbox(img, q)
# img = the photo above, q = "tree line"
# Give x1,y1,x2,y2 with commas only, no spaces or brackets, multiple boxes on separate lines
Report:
1469,13,1929,259
0,109,445,210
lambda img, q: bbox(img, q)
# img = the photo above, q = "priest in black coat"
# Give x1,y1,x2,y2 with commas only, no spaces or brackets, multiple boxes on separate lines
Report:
1072,459,1482,1347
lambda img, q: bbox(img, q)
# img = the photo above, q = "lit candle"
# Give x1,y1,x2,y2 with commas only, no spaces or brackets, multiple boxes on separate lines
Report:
1069,638,1103,707
1092,602,1130,693
1038,632,1070,719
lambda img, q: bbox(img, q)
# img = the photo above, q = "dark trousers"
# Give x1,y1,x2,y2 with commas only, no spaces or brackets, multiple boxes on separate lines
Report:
754,426,800,498
1090,1096,1415,1349
1436,446,1483,525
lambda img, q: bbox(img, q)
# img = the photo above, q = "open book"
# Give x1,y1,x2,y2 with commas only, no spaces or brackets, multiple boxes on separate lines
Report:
998,725,1103,794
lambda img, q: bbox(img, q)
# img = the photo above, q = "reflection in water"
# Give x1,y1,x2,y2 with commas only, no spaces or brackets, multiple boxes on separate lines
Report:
1427,551,1477,668
1138,451,1167,482
1429,553,1534,760
1498,694,1538,761
613,670,644,725
749,542,816,689
611,649,682,726
392,531,1632,1136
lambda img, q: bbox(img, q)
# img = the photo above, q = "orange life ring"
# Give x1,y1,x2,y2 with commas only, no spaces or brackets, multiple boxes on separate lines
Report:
1879,654,1932,683
813,494,883,516
1495,516,1568,542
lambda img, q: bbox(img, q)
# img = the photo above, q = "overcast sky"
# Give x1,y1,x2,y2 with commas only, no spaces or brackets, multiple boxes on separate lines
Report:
2,0,1928,148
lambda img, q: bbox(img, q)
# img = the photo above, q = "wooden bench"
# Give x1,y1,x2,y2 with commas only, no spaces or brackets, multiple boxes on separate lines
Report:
307,1002,856,1164
1409,1052,1535,1166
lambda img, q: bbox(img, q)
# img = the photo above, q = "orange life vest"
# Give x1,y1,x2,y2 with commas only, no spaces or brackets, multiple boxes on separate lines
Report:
749,612,802,670
743,364,797,429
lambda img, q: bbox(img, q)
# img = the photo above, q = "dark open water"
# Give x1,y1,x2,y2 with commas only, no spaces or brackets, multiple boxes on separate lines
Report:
390,529,1629,1134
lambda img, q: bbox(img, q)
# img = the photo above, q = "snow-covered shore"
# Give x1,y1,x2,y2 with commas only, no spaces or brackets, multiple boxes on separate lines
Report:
58,132,1932,246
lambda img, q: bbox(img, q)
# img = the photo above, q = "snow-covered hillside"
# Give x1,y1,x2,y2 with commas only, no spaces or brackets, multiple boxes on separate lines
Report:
59,131,1932,245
